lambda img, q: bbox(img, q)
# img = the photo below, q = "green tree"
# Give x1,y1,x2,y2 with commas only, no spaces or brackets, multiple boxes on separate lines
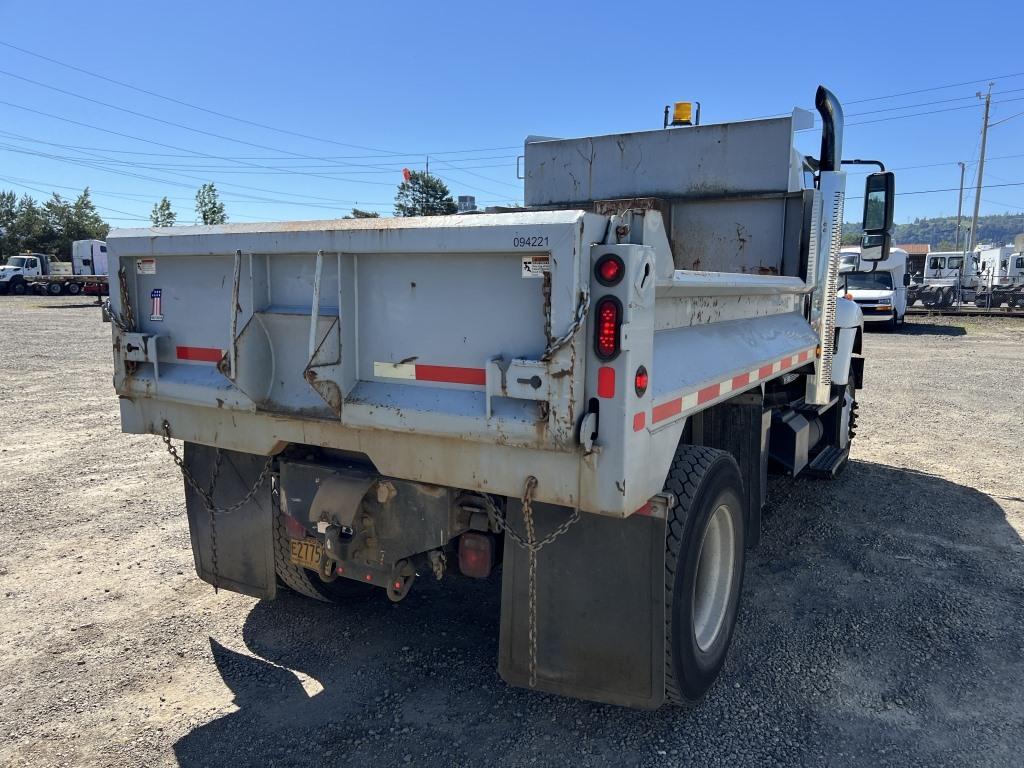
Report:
42,188,109,255
151,196,177,227
0,190,17,256
15,194,55,253
195,183,227,225
344,207,381,219
394,171,456,217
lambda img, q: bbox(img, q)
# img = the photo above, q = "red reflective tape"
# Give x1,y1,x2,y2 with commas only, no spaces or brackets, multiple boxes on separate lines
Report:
176,346,223,362
414,364,486,386
597,366,616,399
758,364,774,379
798,350,810,363
731,373,750,391
633,411,646,432
652,398,682,423
634,502,653,516
697,383,720,405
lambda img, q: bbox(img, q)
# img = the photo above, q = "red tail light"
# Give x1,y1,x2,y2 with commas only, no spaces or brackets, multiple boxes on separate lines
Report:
595,254,625,286
634,365,649,396
458,533,494,578
593,297,622,360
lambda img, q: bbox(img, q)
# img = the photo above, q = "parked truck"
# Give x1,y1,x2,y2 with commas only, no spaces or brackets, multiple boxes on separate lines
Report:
0,253,71,295
104,87,892,709
839,247,909,329
26,240,109,296
972,245,1024,308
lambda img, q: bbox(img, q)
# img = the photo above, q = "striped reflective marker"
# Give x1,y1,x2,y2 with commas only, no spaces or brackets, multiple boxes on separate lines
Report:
373,361,486,386
649,348,815,426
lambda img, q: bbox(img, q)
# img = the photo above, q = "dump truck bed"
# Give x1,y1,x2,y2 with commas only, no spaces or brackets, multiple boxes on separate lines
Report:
108,211,614,509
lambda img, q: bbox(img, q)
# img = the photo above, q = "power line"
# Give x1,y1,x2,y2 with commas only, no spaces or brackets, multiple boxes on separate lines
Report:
0,142,398,210
0,128,517,166
845,71,1024,105
990,108,1024,127
0,39,522,160
846,180,1024,200
0,96,403,186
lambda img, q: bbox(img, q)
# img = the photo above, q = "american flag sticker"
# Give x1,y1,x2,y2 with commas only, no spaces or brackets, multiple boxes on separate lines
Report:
150,288,164,321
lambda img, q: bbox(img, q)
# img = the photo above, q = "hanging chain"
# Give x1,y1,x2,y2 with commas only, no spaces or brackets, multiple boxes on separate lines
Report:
103,267,139,373
161,420,273,591
541,291,590,362
482,476,580,687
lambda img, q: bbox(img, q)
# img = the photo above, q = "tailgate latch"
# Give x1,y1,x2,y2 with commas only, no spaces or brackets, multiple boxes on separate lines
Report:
118,332,163,379
485,357,557,419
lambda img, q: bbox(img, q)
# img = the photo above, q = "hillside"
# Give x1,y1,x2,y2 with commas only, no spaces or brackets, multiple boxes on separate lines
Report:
842,212,1024,248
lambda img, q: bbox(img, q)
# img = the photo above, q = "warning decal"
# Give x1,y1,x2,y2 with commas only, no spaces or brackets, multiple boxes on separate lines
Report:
136,258,156,275
521,254,550,278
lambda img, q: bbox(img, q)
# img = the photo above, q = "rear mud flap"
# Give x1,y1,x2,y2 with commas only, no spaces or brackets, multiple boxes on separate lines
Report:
183,443,276,600
498,502,666,709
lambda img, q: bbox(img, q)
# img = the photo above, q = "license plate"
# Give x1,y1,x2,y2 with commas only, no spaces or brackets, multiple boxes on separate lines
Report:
289,539,323,570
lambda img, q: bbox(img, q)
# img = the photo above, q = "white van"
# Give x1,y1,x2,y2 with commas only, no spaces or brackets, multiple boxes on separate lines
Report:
839,247,908,329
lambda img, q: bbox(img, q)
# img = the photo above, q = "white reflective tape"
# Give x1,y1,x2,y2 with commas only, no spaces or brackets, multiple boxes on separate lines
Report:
373,361,417,380
773,360,783,374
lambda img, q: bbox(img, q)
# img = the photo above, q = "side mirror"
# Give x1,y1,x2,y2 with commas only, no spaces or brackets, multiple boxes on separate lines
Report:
902,273,911,287
860,171,895,261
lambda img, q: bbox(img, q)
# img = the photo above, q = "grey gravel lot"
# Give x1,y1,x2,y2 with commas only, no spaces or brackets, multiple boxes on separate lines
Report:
1,296,1022,768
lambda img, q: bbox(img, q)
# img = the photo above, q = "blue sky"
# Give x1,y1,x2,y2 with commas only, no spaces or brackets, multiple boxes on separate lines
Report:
0,0,1022,228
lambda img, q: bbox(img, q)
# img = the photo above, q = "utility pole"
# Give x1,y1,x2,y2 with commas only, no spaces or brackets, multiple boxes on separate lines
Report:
968,84,993,253
955,161,966,251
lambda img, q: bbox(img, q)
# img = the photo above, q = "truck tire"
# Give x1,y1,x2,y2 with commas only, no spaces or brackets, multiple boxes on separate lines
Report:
10,279,27,296
47,281,64,296
66,282,82,296
663,446,746,707
271,489,372,603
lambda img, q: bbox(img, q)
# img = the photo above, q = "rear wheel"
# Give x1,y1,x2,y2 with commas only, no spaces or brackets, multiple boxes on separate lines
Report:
66,282,82,296
47,282,64,296
663,446,746,707
272,485,372,603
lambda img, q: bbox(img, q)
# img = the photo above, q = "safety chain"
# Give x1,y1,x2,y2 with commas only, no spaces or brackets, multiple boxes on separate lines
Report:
103,268,138,373
541,291,591,362
101,301,133,334
482,476,581,687
161,420,273,591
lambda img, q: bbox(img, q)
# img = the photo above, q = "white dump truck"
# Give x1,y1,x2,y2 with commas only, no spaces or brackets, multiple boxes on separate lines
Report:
0,253,70,295
839,247,909,328
104,87,893,709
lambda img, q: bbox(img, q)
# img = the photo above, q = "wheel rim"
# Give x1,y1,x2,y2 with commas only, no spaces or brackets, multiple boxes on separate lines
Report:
691,503,736,652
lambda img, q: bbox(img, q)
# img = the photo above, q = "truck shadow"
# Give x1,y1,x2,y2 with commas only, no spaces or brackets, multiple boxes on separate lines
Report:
172,461,1024,767
899,320,967,336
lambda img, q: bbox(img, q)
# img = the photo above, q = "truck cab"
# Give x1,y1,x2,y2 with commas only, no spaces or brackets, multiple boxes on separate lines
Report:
72,239,108,276
839,247,908,328
0,253,46,295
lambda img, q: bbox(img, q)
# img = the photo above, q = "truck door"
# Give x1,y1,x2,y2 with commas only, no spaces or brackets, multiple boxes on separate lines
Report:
94,243,108,275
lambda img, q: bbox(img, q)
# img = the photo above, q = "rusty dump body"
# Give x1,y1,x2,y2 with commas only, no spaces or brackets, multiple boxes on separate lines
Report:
106,96,864,708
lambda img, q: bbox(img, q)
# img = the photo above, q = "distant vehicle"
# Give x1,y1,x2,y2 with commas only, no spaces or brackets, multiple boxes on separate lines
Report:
0,253,67,295
839,247,908,329
0,240,110,297
973,245,1024,308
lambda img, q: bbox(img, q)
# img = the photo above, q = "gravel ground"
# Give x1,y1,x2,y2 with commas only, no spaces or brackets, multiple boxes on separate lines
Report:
1,296,1022,768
